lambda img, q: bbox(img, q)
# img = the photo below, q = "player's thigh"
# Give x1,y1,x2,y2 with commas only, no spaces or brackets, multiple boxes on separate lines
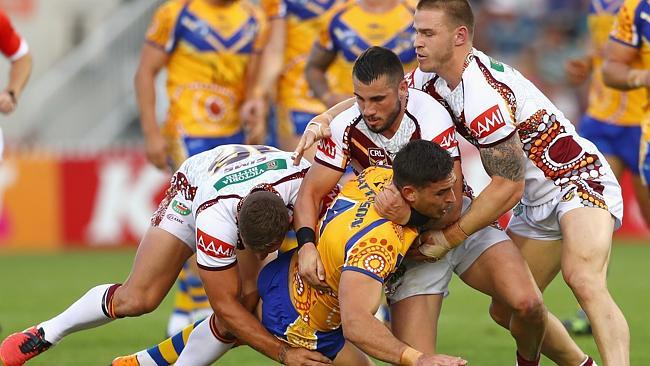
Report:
507,230,562,292
632,174,650,223
333,341,375,366
559,207,614,280
603,154,625,179
390,294,443,354
459,240,541,306
122,226,194,298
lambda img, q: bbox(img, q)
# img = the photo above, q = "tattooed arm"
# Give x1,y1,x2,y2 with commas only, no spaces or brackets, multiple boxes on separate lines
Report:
454,133,525,236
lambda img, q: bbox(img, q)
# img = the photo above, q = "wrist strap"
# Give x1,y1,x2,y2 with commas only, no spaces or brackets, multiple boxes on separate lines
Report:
296,227,316,249
400,346,423,366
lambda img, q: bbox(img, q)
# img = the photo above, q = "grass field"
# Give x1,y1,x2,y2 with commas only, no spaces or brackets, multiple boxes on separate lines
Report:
1,240,648,365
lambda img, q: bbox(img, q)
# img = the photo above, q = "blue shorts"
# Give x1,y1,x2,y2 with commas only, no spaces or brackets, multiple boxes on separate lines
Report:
183,132,246,157
578,115,642,174
258,250,344,360
641,138,650,186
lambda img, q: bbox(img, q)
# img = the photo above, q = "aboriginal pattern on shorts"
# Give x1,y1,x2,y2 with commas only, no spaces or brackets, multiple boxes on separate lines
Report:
518,109,609,210
151,172,198,226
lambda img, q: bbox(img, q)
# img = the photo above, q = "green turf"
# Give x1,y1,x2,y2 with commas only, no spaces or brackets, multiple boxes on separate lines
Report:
0,241,648,365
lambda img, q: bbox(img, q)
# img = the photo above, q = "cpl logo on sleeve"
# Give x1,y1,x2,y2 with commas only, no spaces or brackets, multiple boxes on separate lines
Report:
172,200,191,216
317,138,337,159
197,228,235,259
470,105,506,139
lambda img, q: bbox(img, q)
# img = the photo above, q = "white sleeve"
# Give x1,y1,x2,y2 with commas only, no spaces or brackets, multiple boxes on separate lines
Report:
414,93,460,159
463,66,517,147
313,110,354,172
195,205,239,270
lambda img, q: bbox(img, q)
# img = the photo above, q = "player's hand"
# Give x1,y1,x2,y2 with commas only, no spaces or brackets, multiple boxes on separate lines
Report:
144,130,169,171
241,97,267,145
281,346,332,366
565,58,592,86
291,115,332,165
412,230,453,262
0,90,17,115
375,183,410,225
322,92,348,108
298,243,330,290
415,353,468,366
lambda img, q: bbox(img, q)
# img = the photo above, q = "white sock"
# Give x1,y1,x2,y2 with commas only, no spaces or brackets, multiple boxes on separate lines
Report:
134,350,158,366
166,311,191,337
175,316,234,366
38,284,117,344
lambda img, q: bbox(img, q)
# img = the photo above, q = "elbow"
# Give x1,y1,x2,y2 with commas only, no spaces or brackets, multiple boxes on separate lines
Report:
341,316,363,344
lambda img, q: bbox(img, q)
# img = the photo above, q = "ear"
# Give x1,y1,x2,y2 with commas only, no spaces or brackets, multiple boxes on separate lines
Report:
399,78,408,94
400,185,417,204
455,26,470,46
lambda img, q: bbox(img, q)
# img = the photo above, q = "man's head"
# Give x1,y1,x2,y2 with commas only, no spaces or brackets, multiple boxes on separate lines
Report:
238,191,290,258
352,46,408,135
393,140,456,220
414,0,474,73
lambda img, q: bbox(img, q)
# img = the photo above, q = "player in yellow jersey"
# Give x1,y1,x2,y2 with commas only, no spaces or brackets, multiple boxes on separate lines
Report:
603,0,650,209
134,0,268,337
305,0,418,108
259,140,466,365
243,0,342,155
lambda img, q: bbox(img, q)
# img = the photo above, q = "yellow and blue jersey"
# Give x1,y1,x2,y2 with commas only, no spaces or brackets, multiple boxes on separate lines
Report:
586,0,646,125
146,0,267,139
317,0,417,96
258,166,417,358
262,0,339,113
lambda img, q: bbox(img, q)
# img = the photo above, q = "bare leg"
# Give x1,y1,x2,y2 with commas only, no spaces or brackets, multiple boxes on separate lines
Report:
560,208,629,366
459,240,546,361
390,294,443,354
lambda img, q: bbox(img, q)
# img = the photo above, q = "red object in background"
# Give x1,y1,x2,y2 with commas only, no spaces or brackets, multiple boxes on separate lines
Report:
0,0,36,19
616,171,650,238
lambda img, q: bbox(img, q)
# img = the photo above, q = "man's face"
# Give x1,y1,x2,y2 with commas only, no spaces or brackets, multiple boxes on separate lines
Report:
414,8,456,73
409,171,457,220
353,75,403,134
247,238,284,261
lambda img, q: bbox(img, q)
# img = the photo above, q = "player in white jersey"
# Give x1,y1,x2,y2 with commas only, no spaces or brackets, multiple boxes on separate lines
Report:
0,145,331,366
293,46,546,364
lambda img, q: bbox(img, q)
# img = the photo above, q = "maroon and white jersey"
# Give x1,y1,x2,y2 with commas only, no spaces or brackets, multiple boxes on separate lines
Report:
314,88,459,174
407,49,619,208
151,145,310,270
0,10,28,61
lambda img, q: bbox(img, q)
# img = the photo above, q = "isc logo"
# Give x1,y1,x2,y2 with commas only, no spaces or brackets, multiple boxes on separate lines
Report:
470,105,506,138
318,138,336,159
197,229,235,258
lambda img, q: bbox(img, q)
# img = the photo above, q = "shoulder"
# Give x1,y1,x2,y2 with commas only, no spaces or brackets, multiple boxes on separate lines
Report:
329,104,362,133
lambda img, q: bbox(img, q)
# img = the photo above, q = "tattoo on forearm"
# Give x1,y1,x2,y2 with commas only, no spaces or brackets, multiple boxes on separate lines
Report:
479,134,526,181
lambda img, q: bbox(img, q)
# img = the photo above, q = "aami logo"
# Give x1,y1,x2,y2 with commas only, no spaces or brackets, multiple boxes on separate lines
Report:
197,229,235,259
470,105,506,138
432,126,458,150
368,148,387,166
318,138,337,159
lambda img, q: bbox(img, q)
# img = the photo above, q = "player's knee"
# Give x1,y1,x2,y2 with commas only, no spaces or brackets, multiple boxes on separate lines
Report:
488,301,511,329
562,268,606,301
112,288,161,316
510,294,545,323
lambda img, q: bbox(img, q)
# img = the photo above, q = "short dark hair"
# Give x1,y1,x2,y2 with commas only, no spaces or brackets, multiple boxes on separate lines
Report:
239,191,289,252
352,46,405,86
393,140,453,189
416,0,474,36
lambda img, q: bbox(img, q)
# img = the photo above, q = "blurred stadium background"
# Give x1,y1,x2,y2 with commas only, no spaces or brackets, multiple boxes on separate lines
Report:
0,0,648,365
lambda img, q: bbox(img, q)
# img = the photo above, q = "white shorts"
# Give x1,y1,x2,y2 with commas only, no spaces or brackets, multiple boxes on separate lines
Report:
507,177,623,241
385,196,511,303
150,172,198,252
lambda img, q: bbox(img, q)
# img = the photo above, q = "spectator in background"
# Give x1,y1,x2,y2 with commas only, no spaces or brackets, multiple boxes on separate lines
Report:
564,0,650,335
0,9,32,158
133,0,268,337
305,0,418,108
